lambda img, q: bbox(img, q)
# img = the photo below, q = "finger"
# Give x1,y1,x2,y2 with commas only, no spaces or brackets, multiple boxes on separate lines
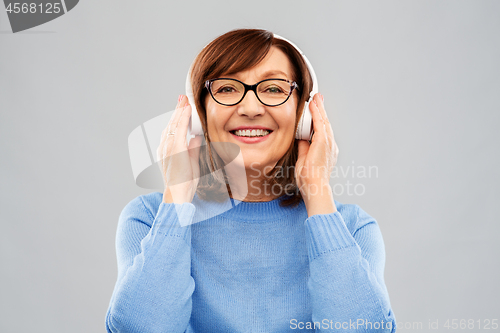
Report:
314,93,333,134
188,135,203,177
179,94,190,108
158,122,175,162
314,93,336,149
172,104,192,148
176,94,182,108
170,95,188,131
309,99,328,143
166,107,186,155
161,96,184,140
314,93,330,126
296,140,310,186
189,135,203,158
158,98,185,160
170,94,192,137
188,133,203,152
296,139,309,162
314,101,335,152
165,94,191,139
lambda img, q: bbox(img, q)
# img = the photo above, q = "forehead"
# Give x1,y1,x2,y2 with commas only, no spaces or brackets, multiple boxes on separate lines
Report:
226,46,294,82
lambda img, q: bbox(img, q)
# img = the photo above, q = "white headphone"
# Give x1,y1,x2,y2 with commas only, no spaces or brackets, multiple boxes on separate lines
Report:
185,33,318,141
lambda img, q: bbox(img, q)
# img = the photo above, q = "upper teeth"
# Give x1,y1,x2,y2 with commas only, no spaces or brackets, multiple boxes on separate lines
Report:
234,129,270,137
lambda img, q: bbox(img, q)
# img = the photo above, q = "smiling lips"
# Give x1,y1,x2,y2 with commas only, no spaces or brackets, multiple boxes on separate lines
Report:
233,129,270,137
228,125,274,143
229,129,272,143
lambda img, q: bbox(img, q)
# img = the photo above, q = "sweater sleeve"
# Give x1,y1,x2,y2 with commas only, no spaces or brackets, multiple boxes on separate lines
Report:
105,196,196,333
304,205,397,332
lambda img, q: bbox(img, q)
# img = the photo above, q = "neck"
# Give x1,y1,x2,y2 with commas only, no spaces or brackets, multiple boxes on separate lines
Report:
224,163,282,203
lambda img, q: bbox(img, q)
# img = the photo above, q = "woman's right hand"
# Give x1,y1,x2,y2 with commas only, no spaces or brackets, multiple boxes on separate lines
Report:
157,95,203,204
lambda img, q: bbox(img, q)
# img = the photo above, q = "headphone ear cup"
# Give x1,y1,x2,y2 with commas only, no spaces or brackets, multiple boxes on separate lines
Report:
188,103,204,137
295,102,313,140
186,69,204,137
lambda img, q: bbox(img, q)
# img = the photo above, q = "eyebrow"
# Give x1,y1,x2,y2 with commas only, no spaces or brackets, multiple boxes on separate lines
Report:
259,70,290,80
225,70,291,82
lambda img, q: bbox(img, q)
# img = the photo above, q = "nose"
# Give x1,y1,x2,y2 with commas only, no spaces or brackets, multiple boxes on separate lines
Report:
237,90,264,118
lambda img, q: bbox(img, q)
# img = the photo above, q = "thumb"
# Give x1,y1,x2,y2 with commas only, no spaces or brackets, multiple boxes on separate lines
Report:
297,139,309,162
188,135,203,165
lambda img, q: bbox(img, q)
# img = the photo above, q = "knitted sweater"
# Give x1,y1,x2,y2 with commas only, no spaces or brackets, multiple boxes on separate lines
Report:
105,192,396,332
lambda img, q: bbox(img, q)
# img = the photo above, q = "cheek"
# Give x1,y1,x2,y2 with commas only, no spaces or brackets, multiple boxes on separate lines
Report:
205,101,218,130
282,105,297,130
205,109,214,131
276,102,298,142
205,102,231,136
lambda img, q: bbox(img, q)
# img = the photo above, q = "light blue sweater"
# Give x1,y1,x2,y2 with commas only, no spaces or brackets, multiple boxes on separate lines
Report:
105,192,396,332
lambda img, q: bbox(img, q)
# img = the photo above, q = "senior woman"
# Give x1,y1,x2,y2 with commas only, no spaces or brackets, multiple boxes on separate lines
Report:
106,29,396,332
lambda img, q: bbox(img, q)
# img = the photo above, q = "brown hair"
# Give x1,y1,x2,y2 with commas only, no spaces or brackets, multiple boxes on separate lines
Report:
191,29,313,208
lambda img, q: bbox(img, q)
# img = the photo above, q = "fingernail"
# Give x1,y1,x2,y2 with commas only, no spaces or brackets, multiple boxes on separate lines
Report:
178,95,182,102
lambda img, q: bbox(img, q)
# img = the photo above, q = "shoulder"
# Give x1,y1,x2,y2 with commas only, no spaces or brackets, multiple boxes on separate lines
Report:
334,199,378,235
119,192,163,228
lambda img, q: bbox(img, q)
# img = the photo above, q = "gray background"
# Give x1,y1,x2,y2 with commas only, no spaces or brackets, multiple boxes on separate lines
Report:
1,1,499,332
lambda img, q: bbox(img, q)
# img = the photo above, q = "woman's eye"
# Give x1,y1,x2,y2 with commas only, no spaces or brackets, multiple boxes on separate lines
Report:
263,86,284,94
216,86,237,94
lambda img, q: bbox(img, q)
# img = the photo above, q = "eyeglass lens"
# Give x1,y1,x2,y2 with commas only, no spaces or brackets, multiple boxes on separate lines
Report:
210,79,293,106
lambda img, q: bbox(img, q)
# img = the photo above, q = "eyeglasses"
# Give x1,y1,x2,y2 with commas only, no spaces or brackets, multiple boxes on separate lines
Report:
205,78,298,107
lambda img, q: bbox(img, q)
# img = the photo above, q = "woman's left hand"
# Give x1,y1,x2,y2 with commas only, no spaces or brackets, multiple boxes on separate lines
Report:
295,93,339,216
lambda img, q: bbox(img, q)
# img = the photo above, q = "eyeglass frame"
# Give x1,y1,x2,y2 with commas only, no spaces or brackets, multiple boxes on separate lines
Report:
204,78,299,107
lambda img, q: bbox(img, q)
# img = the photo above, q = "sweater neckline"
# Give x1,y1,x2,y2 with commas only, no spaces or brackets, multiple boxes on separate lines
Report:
192,193,305,222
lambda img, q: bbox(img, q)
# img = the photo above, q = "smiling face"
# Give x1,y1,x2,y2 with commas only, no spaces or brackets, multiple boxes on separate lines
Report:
205,46,298,178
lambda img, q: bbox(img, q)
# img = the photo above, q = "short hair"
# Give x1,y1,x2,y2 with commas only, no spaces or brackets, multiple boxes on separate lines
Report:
191,28,313,208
